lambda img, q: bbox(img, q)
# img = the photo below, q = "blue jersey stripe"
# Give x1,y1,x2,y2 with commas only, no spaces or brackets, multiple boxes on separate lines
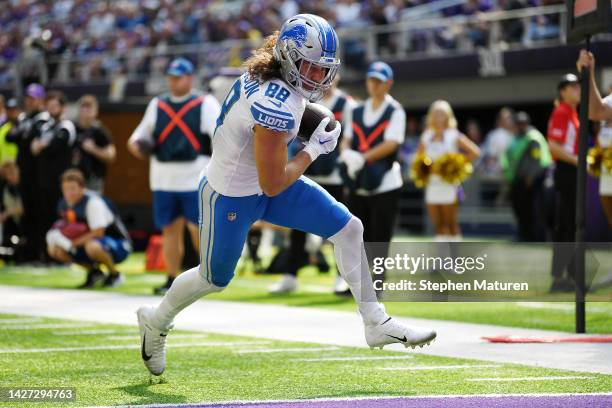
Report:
253,102,293,118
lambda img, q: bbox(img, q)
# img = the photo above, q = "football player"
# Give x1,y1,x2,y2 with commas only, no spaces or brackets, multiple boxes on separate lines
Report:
137,14,436,376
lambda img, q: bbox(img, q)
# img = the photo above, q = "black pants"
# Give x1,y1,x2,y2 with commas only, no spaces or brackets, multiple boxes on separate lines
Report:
286,183,344,277
38,186,63,261
347,188,401,286
551,163,577,280
19,172,44,262
511,177,547,242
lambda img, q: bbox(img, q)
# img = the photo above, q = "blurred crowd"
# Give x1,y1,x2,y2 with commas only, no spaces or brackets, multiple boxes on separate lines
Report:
0,84,116,265
0,0,564,84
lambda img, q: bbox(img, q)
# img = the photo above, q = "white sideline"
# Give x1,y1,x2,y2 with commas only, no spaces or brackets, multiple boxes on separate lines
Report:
106,334,210,341
236,346,339,354
0,341,270,354
1,285,611,374
53,329,138,335
0,317,42,323
378,364,502,371
467,376,595,382
294,355,414,362
88,392,612,408
0,323,93,330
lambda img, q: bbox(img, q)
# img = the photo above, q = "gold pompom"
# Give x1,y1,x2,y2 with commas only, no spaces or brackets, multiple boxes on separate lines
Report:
603,147,612,173
587,146,603,177
432,152,473,184
410,153,433,188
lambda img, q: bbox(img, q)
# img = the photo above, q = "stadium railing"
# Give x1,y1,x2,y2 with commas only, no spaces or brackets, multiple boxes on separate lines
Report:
23,4,577,86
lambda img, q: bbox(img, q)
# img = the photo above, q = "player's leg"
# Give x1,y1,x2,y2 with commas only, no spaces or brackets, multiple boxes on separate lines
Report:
322,184,348,293
138,179,264,375
180,189,201,250
263,177,436,349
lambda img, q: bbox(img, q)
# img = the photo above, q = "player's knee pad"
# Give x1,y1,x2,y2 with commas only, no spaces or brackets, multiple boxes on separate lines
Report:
329,216,364,248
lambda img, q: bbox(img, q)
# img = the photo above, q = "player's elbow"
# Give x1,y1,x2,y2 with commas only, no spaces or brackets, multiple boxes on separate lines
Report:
261,181,284,197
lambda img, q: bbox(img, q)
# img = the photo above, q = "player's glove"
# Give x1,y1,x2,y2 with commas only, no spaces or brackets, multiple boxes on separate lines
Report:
302,117,341,161
340,149,365,179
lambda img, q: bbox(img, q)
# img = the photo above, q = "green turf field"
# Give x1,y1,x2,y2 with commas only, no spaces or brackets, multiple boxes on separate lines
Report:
0,314,610,407
0,251,611,334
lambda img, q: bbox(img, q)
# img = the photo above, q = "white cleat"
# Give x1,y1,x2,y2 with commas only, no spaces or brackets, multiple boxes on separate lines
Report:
365,316,436,350
136,306,171,376
269,274,298,294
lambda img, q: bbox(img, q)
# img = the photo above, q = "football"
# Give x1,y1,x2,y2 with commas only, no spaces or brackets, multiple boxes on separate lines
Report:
297,103,338,142
53,220,90,239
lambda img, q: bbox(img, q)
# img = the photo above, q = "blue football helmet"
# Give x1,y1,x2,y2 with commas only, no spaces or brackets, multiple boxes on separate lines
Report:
274,14,341,102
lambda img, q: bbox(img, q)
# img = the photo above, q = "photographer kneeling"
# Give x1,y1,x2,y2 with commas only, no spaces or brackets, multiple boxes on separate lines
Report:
46,169,132,288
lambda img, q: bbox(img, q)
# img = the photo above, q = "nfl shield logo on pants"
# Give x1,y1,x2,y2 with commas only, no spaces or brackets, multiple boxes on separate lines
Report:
227,212,237,221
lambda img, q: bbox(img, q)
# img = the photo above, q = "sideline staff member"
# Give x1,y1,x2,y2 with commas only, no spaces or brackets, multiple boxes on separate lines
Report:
547,73,580,292
340,61,406,288
128,58,220,295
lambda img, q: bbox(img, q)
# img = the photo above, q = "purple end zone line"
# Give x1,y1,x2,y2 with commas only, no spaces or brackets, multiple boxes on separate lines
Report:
167,394,612,408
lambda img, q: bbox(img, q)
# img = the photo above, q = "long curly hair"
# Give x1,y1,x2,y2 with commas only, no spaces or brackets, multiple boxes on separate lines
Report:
243,32,282,83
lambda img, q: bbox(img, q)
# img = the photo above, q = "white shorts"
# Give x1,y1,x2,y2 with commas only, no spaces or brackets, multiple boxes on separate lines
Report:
600,166,612,196
425,175,457,204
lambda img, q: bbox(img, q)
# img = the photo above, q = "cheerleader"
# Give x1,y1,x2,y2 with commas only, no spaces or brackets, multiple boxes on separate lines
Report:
577,50,612,226
597,95,612,226
416,100,480,241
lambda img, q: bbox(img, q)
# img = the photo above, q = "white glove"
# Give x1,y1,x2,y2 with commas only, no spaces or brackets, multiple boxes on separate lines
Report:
46,229,73,252
340,149,365,179
302,117,341,161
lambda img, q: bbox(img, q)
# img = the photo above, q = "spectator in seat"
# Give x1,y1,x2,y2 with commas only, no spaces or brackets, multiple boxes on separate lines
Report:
499,0,526,44
73,95,116,193
46,169,132,289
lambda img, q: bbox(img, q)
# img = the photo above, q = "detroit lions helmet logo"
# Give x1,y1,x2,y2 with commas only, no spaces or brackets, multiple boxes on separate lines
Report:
274,14,340,102
279,25,307,48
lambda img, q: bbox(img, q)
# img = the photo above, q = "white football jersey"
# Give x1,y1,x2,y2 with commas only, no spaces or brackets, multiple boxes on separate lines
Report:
206,72,306,196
